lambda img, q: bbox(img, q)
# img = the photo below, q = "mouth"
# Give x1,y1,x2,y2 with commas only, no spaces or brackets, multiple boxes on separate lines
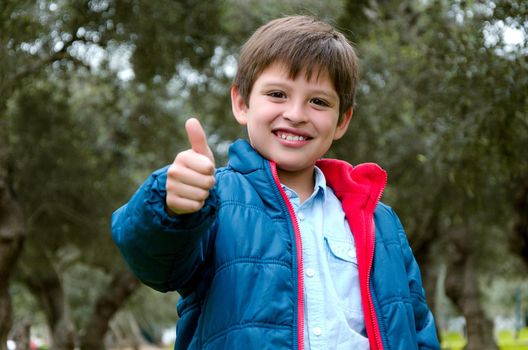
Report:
273,129,312,142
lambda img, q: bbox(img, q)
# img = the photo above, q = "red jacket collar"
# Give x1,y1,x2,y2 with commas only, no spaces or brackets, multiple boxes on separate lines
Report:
316,159,387,212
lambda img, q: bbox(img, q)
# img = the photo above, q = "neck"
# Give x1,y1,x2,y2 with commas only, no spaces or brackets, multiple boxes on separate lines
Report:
277,167,315,203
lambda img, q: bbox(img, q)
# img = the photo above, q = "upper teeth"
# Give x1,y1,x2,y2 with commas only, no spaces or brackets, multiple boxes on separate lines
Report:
280,133,306,141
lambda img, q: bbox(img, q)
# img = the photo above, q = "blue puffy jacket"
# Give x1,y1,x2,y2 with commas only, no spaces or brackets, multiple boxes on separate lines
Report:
112,139,440,350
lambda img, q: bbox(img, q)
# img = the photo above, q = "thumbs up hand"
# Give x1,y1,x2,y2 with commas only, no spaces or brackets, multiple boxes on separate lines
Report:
166,118,216,215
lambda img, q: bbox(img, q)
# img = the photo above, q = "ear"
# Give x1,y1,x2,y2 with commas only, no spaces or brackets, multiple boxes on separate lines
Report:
231,85,248,125
333,108,353,140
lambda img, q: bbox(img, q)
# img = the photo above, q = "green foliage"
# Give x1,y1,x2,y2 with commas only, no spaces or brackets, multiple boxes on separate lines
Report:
64,263,111,329
335,2,528,339
337,0,527,269
111,0,226,82
122,285,179,342
1,0,527,343
1,0,235,339
10,282,46,326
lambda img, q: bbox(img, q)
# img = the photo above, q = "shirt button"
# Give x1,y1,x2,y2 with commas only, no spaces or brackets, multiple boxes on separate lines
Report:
298,212,305,221
313,327,322,336
305,268,315,277
347,249,355,258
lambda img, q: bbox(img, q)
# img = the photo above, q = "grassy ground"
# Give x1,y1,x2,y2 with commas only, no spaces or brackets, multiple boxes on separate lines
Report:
116,329,528,350
442,328,528,350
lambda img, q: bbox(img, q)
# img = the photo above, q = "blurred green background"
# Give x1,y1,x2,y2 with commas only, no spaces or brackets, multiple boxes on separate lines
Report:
0,0,527,349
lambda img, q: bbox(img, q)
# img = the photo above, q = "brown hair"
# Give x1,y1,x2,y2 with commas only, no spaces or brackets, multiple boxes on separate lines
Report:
233,15,359,117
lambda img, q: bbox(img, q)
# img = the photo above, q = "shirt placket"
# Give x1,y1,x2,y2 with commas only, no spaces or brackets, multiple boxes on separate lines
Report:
295,196,327,350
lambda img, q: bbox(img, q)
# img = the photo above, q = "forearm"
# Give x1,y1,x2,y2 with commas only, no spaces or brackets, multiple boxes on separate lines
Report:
111,166,217,292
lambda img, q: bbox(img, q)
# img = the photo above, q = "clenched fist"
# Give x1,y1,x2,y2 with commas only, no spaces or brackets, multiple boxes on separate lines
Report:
166,118,216,215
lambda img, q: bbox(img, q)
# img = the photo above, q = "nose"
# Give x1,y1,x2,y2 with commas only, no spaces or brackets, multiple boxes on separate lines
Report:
282,101,307,123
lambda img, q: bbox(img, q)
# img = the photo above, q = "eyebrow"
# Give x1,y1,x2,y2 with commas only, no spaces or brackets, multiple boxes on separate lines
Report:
259,81,338,101
310,89,338,101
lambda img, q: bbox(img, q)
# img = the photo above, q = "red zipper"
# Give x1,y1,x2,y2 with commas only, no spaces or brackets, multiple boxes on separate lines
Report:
270,162,304,350
366,217,384,350
365,176,387,350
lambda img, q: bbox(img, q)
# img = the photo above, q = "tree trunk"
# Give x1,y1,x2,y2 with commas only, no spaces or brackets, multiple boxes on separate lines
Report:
411,213,440,323
512,179,528,266
414,240,441,341
79,268,140,350
50,317,76,350
0,289,13,350
406,207,442,341
20,258,76,350
11,321,31,350
445,226,498,350
0,161,25,350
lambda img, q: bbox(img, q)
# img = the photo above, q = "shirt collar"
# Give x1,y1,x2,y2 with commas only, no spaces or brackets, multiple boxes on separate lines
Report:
313,165,327,198
281,166,327,204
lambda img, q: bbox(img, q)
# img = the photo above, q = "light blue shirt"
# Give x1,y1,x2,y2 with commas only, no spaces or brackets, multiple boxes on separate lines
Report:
282,166,369,350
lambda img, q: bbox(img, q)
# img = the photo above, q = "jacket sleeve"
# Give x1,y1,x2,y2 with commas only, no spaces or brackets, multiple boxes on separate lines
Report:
111,166,217,294
391,209,441,350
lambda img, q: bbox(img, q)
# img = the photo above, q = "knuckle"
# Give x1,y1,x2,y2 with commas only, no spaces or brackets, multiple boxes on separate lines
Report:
198,189,210,201
175,150,191,163
167,164,176,176
166,179,182,194
168,165,187,181
166,186,181,199
206,165,215,175
174,152,185,164
167,164,180,178
190,200,204,212
166,197,180,211
206,176,216,188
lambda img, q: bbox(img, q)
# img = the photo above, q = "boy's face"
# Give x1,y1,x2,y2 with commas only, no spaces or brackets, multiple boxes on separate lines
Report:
231,62,352,175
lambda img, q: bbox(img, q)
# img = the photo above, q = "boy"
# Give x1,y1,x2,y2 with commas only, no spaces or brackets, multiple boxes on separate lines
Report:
112,16,440,350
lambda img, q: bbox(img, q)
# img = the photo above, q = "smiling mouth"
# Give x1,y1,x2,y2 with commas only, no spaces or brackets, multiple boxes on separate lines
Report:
275,131,312,141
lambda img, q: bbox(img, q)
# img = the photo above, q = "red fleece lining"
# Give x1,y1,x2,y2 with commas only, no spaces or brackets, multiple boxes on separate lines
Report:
317,159,387,350
269,158,387,350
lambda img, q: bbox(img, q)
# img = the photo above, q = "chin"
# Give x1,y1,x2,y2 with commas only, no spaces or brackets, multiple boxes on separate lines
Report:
276,162,314,173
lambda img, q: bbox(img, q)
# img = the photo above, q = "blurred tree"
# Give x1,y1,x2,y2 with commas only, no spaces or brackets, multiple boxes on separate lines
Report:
0,0,31,346
1,0,226,348
2,0,525,349
0,143,25,350
338,0,527,348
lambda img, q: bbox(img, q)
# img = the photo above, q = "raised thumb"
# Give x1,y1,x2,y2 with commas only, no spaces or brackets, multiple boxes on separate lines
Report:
185,118,214,163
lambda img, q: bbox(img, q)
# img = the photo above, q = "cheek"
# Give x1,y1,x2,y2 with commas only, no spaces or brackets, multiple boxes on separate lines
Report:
317,118,339,134
247,122,265,144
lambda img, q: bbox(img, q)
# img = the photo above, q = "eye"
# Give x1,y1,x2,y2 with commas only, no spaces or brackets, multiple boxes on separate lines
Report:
311,98,330,107
267,91,286,99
